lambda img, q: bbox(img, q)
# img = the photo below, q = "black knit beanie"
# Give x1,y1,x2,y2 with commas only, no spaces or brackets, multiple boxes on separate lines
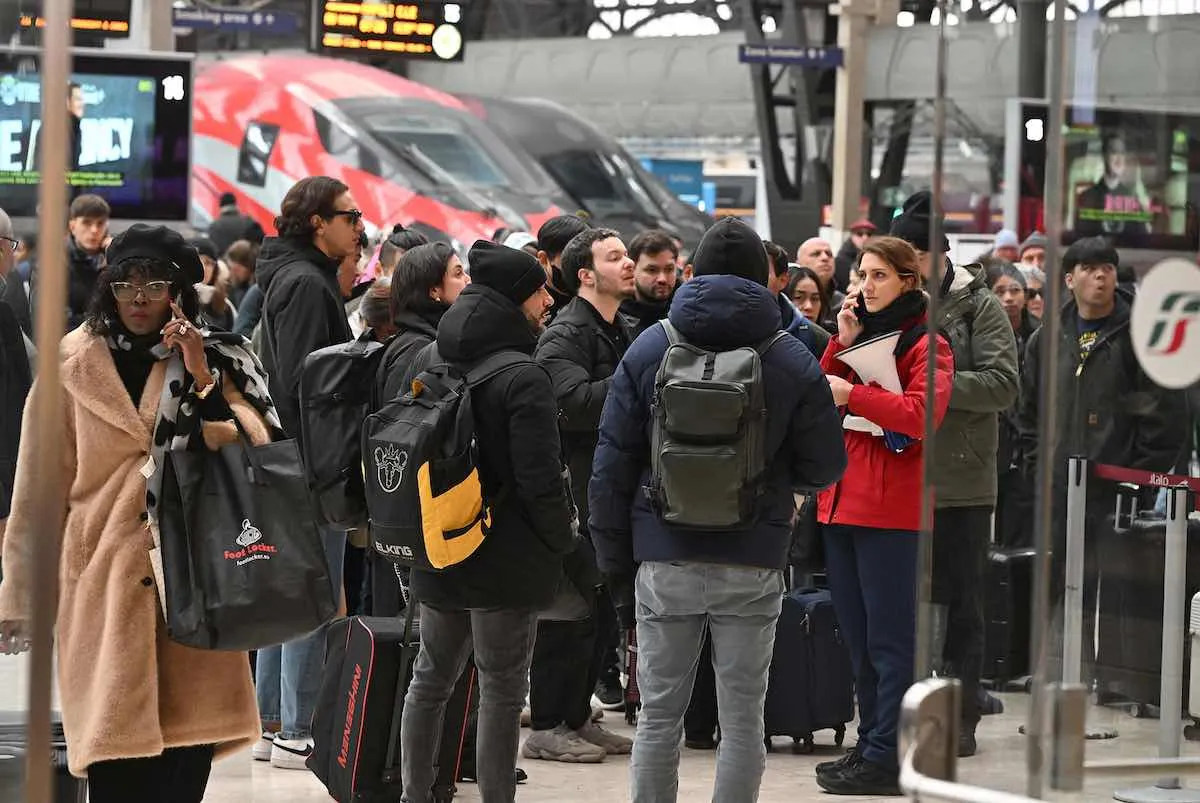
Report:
467,239,547,305
889,191,950,253
691,217,770,287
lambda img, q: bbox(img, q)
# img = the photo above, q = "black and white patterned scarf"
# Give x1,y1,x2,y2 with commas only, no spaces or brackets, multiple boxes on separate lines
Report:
107,329,282,524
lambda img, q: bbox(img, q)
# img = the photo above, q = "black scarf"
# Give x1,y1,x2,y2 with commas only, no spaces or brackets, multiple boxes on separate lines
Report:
855,290,929,358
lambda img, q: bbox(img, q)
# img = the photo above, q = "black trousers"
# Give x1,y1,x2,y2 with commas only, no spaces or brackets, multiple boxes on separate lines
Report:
592,586,622,688
931,506,991,727
88,744,214,803
684,627,718,741
530,616,597,731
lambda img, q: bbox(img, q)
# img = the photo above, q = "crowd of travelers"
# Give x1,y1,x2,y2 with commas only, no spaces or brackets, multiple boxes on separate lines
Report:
0,176,1190,803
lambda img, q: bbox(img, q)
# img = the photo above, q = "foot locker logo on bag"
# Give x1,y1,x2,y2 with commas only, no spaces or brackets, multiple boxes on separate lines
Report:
225,519,277,566
375,444,408,494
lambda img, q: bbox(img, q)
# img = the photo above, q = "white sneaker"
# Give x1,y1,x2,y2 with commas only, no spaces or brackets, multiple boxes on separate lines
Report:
251,731,276,762
270,736,314,770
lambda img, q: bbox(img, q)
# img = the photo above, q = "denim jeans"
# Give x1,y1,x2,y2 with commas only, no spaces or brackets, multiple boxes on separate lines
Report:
631,561,785,803
822,525,917,771
256,525,346,739
401,604,538,803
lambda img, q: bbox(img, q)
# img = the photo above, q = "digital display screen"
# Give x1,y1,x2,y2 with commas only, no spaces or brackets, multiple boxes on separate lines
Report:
15,0,131,37
1018,101,1200,251
317,1,465,61
0,51,192,222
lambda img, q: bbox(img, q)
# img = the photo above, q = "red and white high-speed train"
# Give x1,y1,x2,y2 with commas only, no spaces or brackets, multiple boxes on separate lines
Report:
192,54,572,247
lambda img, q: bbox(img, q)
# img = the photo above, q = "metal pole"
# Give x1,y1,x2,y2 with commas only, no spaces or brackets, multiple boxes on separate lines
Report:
1063,457,1087,684
24,0,71,800
1027,0,1071,793
915,0,948,682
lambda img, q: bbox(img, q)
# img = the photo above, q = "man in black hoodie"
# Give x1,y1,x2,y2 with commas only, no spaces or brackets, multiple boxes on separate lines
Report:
400,240,577,803
252,176,361,770
620,229,678,338
535,214,590,319
207,191,265,256
1017,236,1187,682
590,217,847,802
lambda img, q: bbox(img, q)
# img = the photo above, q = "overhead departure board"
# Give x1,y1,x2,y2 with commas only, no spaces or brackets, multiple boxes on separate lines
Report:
316,2,465,61
17,0,131,37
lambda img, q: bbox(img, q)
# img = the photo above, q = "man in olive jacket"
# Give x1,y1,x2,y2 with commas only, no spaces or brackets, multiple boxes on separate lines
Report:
891,192,1019,757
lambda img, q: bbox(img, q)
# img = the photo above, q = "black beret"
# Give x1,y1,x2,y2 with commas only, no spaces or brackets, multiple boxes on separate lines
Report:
107,224,205,285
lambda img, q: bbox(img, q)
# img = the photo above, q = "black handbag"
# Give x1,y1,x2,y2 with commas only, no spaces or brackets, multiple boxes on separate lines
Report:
158,419,336,650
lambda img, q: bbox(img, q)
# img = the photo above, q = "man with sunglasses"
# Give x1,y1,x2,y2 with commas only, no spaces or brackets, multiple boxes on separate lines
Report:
254,176,363,770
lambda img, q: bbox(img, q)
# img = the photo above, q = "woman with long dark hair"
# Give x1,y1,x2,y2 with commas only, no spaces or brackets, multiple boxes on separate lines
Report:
813,236,954,796
0,225,279,802
786,265,834,331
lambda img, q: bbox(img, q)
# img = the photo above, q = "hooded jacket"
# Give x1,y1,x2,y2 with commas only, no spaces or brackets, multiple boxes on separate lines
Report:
403,284,577,610
1017,290,1188,496
374,303,446,409
256,236,353,441
619,295,671,339
930,263,1020,508
588,275,848,591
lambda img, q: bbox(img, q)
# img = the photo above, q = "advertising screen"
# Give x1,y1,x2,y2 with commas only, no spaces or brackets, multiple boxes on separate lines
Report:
1015,101,1200,251
0,50,192,222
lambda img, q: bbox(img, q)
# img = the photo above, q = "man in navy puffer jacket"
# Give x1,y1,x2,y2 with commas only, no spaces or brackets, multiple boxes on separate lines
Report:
589,217,847,803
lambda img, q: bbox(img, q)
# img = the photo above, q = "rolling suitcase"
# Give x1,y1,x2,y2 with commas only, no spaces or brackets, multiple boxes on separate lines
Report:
0,712,87,803
982,547,1035,687
763,588,854,753
308,610,476,802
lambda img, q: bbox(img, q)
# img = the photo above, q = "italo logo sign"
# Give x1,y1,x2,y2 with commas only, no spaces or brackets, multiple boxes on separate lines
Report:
1131,258,1200,389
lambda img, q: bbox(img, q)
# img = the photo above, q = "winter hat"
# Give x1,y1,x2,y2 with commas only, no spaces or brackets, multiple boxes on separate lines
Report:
1063,236,1119,272
1020,232,1048,257
849,217,877,234
467,239,547,305
107,224,204,284
889,191,950,253
691,217,770,287
994,229,1020,250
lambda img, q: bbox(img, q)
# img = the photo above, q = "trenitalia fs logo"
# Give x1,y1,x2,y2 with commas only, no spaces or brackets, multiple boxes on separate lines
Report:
1146,292,1200,355
1131,258,1200,390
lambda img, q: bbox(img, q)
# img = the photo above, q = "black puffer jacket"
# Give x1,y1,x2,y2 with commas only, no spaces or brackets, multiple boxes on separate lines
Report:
404,284,577,610
536,296,631,536
1017,291,1188,494
374,302,446,409
619,295,671,339
0,293,31,518
256,236,353,442
32,237,104,332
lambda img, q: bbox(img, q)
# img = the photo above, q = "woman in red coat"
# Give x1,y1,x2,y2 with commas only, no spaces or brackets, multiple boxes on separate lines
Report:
813,236,954,796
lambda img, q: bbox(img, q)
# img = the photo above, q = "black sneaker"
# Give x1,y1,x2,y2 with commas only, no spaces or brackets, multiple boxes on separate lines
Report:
595,678,624,710
958,727,978,758
816,756,901,796
816,745,861,776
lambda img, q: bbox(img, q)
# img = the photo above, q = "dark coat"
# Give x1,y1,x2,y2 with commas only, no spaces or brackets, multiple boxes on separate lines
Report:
256,236,353,441
374,304,443,409
207,207,265,256
31,237,104,333
834,238,860,293
588,275,848,598
404,284,577,610
0,291,31,518
1017,291,1188,496
998,310,1039,475
619,295,671,340
0,270,32,338
536,295,631,535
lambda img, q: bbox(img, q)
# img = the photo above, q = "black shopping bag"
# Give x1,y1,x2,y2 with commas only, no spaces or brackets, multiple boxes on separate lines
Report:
158,423,336,650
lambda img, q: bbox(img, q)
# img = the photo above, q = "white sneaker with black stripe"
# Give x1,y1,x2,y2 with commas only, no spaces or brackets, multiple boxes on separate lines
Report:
251,731,276,762
270,736,314,770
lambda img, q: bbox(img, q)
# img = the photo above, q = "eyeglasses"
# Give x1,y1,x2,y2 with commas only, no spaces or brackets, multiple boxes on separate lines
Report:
111,280,171,303
331,209,364,224
0,236,17,253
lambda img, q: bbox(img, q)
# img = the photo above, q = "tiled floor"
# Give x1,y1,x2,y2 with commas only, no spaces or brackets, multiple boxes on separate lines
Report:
5,651,1200,801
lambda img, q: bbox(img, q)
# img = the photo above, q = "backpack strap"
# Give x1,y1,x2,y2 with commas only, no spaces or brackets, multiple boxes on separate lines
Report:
463,350,535,386
755,330,789,358
660,320,682,346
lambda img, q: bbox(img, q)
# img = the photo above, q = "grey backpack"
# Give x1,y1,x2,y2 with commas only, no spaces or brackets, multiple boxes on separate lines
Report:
647,321,787,529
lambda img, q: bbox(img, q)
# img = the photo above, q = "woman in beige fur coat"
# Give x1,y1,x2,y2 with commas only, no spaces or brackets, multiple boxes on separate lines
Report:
0,225,281,802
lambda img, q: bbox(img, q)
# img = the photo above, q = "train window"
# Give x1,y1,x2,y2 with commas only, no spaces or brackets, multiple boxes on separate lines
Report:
237,121,279,188
314,110,384,178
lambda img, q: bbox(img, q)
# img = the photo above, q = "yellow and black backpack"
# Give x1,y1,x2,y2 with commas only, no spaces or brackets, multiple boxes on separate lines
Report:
363,350,532,570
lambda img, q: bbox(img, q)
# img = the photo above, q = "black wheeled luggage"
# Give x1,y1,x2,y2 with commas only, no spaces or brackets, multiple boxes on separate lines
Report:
763,588,854,753
0,712,87,803
982,547,1035,688
308,613,476,802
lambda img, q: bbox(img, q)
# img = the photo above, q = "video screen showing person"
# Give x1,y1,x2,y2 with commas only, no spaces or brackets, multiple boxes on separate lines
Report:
0,54,191,222
1019,103,1200,252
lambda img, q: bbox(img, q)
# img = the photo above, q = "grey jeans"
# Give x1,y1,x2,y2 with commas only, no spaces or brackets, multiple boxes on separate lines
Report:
631,561,785,803
400,604,538,803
